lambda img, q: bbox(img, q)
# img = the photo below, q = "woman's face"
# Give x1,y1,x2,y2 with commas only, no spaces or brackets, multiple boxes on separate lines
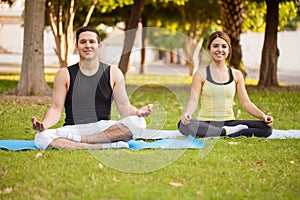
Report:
209,37,229,62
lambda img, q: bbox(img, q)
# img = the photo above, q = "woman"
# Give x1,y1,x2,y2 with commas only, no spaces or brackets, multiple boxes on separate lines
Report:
178,31,273,138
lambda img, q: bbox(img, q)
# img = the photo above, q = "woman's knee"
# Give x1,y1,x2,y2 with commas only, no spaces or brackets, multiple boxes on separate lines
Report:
177,120,195,136
264,127,273,137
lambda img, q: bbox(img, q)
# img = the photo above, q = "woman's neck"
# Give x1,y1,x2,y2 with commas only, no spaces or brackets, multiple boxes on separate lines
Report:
210,61,227,71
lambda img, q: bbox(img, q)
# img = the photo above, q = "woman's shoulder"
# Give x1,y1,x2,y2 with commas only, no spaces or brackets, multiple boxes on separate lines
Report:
194,67,206,82
230,67,245,83
197,67,207,76
231,68,243,76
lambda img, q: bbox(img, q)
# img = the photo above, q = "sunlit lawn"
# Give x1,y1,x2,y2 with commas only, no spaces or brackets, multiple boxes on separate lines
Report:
0,72,299,200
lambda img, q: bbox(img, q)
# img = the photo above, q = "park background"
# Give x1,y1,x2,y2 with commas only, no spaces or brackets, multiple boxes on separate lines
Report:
0,0,300,200
0,0,300,83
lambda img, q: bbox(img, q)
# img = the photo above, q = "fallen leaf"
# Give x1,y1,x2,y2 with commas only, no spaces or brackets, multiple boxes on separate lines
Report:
35,152,43,158
228,142,238,145
236,109,241,117
113,177,120,182
169,182,183,187
0,187,13,194
98,163,104,169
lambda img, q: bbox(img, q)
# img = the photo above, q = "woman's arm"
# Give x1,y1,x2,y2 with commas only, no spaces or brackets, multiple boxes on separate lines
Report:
235,69,273,126
181,70,204,125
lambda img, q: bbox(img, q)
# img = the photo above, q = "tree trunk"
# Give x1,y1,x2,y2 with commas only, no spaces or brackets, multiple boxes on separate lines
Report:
140,14,147,74
258,0,279,87
11,0,51,96
118,0,145,75
47,0,80,68
221,0,245,76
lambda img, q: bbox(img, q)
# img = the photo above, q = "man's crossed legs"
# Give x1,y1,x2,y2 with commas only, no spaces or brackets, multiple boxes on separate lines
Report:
34,116,183,150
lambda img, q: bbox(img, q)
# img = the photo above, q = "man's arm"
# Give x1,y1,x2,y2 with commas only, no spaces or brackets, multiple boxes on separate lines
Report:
32,68,69,131
110,67,152,118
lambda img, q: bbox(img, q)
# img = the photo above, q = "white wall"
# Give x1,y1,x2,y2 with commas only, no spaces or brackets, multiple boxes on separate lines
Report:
240,31,300,71
0,22,300,72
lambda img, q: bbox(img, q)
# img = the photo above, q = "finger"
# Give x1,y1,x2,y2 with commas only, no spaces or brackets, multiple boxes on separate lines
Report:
31,117,37,125
40,123,45,131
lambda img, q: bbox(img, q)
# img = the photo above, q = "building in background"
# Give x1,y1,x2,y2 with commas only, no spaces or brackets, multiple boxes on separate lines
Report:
0,0,299,72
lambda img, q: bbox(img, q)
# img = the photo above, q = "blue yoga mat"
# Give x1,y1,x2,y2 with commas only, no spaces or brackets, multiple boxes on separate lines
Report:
0,136,205,151
0,140,37,151
128,135,205,150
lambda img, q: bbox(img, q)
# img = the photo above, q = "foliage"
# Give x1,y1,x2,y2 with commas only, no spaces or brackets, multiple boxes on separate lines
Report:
281,1,300,30
0,75,300,199
243,0,298,32
146,28,185,50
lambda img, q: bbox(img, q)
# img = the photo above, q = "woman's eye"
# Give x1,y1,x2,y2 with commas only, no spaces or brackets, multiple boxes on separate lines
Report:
222,45,228,48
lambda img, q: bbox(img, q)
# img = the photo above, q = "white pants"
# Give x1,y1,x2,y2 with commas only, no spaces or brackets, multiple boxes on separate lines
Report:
35,116,183,149
35,116,145,149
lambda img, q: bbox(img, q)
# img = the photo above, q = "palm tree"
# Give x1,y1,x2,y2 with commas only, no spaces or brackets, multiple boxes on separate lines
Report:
221,0,246,76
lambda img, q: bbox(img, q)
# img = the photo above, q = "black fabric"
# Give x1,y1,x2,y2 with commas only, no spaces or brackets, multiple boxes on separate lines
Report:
177,119,272,138
64,62,112,125
206,65,234,85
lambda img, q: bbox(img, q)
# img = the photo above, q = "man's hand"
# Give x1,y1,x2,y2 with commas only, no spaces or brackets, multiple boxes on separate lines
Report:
31,117,46,131
136,104,153,117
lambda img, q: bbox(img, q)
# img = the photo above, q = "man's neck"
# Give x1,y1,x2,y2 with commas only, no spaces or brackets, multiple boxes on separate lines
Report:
78,59,99,76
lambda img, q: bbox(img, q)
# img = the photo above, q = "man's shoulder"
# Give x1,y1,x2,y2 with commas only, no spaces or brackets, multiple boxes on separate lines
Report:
99,62,110,69
67,63,79,70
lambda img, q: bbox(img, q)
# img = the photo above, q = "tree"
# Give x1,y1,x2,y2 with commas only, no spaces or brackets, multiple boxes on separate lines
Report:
46,0,98,67
118,0,145,75
258,0,280,86
179,0,220,75
258,0,297,86
221,0,245,76
243,1,297,32
11,0,51,96
142,0,220,76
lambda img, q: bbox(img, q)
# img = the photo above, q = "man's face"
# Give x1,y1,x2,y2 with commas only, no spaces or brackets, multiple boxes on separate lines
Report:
76,31,101,60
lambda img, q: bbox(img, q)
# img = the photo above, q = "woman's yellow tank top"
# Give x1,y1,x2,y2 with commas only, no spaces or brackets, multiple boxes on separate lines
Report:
199,66,236,121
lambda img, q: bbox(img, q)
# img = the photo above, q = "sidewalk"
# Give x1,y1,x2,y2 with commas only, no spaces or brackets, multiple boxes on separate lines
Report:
0,63,299,85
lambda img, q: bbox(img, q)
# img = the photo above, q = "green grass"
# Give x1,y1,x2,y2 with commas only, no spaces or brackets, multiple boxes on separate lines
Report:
0,73,300,200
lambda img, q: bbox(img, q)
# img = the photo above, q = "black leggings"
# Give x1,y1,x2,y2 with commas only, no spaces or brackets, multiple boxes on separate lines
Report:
177,119,272,138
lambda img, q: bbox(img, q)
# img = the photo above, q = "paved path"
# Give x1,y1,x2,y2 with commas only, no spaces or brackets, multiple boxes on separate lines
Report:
0,63,299,85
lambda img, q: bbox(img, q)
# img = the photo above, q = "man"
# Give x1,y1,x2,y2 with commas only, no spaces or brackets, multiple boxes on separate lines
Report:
32,26,153,149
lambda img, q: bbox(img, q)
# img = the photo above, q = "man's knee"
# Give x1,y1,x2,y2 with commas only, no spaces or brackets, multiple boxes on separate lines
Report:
119,116,146,134
34,129,58,150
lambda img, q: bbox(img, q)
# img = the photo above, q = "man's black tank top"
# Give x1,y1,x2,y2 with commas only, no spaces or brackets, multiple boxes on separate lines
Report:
64,62,113,125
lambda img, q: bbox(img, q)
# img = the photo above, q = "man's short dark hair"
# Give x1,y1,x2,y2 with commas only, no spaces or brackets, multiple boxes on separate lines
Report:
76,26,101,44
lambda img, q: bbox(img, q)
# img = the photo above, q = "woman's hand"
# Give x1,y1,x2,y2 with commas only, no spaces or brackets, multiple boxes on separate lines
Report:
181,113,192,125
263,115,273,127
